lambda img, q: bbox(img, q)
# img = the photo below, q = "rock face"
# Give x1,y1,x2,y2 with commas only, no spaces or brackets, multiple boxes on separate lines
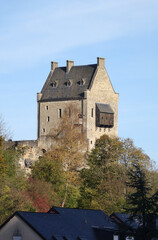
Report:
4,138,58,171
4,140,42,172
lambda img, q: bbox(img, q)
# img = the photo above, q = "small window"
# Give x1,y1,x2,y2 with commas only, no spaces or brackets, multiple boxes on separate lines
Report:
66,80,71,87
91,108,93,117
91,140,93,144
79,79,85,86
58,109,62,118
46,106,48,110
68,108,71,117
13,237,22,240
42,128,45,133
47,116,50,122
51,81,57,88
113,235,119,240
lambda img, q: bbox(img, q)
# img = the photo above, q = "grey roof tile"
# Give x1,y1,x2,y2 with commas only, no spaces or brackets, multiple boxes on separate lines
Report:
14,207,117,240
96,103,114,114
40,64,97,102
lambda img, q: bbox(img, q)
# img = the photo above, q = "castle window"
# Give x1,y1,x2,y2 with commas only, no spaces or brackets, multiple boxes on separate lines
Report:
80,78,85,86
58,109,62,118
42,128,45,133
50,81,57,88
47,116,50,122
91,108,94,117
91,140,93,144
46,106,48,110
68,108,71,117
66,79,71,87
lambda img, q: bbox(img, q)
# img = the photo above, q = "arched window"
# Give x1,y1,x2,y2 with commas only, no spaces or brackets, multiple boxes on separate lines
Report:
66,79,71,87
78,78,85,86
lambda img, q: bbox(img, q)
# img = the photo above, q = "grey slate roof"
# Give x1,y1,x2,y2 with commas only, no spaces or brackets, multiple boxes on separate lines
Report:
111,213,139,230
96,103,114,114
40,64,97,102
2,207,118,240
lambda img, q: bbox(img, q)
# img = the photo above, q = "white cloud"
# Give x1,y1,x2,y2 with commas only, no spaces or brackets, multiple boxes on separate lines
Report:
0,0,158,73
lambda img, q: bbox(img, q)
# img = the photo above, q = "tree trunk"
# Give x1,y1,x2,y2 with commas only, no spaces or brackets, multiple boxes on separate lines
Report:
61,183,68,208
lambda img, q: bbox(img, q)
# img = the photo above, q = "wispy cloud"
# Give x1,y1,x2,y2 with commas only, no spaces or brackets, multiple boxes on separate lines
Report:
0,0,158,73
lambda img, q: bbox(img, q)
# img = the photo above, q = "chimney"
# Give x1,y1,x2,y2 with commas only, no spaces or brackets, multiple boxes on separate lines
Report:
97,57,105,68
66,60,74,72
51,61,58,71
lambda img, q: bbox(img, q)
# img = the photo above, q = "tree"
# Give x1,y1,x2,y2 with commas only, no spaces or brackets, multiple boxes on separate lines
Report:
0,120,35,224
49,105,87,207
32,105,87,208
78,135,153,215
0,136,7,179
25,178,62,212
32,150,64,191
126,160,158,239
78,134,126,213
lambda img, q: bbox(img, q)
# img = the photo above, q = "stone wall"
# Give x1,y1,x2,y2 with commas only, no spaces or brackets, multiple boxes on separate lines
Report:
5,140,43,171
38,99,87,138
86,58,119,149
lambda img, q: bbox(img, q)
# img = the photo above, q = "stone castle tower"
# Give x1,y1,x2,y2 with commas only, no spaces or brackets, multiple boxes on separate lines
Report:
37,57,119,149
5,57,119,169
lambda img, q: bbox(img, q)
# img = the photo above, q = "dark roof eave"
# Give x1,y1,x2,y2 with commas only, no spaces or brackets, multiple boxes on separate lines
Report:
39,97,86,102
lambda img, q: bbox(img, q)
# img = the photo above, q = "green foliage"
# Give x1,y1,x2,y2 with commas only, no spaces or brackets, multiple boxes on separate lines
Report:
125,160,158,239
0,136,7,179
78,135,153,215
0,184,12,223
0,139,35,224
64,185,80,208
32,150,64,191
78,135,126,213
0,122,157,231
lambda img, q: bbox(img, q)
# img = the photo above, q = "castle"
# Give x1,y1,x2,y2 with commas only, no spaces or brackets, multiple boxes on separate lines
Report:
6,57,119,168
37,57,119,150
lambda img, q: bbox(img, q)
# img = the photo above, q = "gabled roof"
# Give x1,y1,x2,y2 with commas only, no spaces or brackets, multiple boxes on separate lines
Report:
0,207,118,240
40,64,97,102
110,213,139,230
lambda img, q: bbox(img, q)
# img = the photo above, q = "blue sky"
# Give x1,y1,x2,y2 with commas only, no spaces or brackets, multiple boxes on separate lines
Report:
0,0,158,164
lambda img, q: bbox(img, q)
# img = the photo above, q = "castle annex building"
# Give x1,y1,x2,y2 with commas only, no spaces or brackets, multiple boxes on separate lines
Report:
37,57,119,149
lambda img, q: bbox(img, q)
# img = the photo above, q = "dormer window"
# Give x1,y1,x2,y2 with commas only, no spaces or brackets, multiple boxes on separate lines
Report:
66,79,71,87
79,78,85,86
51,81,57,88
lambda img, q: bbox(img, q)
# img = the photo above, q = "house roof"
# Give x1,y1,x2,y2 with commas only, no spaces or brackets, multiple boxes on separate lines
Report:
96,103,114,114
40,64,97,102
110,213,139,230
0,207,118,240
